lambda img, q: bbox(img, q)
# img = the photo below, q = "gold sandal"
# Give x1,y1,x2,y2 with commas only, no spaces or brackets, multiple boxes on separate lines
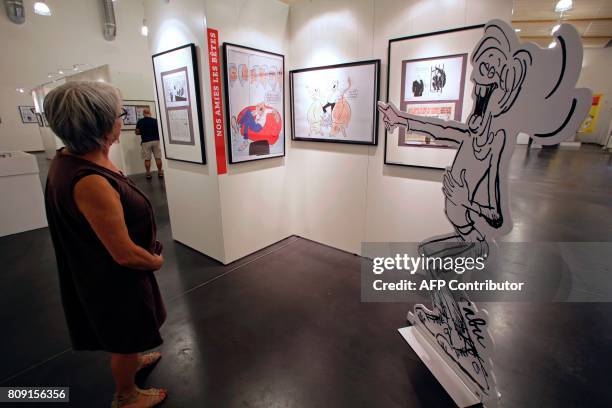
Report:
138,352,161,372
111,386,167,408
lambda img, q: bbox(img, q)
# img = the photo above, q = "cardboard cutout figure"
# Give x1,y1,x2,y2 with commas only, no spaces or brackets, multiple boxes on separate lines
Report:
380,20,591,406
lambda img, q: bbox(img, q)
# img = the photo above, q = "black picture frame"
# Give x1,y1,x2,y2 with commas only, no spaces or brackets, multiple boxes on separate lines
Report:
152,43,206,165
289,59,380,145
18,106,37,124
384,24,485,169
222,42,286,164
121,100,156,131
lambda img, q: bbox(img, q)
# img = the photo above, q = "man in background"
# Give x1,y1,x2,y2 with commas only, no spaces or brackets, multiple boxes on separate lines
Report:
135,108,163,179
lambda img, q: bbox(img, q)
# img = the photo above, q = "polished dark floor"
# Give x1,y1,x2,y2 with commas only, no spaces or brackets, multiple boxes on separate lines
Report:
1,145,611,407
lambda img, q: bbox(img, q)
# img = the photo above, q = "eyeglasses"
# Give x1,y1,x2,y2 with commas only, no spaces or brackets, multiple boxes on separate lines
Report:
118,108,128,119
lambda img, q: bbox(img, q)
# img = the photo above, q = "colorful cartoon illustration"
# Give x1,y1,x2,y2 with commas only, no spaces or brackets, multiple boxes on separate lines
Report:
235,102,282,152
250,66,258,85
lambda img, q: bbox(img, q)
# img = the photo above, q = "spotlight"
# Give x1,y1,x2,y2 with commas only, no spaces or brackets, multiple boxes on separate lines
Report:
551,24,560,34
555,0,572,13
58,70,64,75
141,19,149,36
16,88,24,93
548,41,557,49
514,28,521,32
33,1,52,16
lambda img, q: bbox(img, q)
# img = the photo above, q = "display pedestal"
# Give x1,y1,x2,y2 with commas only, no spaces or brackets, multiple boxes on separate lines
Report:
0,151,48,237
399,326,480,407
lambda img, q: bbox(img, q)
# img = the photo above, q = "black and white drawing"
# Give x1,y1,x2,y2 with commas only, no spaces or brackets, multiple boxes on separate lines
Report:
382,20,591,406
430,65,446,93
18,106,37,124
152,43,206,164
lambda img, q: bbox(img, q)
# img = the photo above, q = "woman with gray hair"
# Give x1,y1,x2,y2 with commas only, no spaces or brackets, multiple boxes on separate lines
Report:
44,81,167,407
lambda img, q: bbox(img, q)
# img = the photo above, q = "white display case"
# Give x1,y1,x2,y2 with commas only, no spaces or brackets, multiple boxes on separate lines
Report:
0,151,48,237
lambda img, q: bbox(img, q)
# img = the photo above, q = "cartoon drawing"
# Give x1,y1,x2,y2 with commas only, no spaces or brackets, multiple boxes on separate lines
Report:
268,67,277,91
306,86,324,137
250,66,258,85
430,65,447,93
380,20,591,405
321,77,352,138
412,79,424,97
238,64,248,86
258,65,268,88
229,63,238,87
235,102,282,152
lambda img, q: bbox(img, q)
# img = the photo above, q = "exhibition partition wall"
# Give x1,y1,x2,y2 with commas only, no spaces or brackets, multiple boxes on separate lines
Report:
144,0,513,264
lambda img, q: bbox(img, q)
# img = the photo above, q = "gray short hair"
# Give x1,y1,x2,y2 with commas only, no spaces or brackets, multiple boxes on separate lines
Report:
43,81,121,155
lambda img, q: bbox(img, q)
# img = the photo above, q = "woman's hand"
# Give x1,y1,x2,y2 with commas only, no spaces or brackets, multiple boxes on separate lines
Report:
443,169,470,207
377,101,406,133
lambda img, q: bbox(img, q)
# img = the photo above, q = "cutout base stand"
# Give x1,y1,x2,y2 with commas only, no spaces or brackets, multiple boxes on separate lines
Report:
398,326,480,408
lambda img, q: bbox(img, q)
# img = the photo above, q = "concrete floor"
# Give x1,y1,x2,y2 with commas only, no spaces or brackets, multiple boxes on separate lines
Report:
1,145,611,407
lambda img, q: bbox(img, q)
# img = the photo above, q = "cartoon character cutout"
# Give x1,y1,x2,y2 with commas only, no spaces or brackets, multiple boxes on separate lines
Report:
379,20,591,251
379,20,591,403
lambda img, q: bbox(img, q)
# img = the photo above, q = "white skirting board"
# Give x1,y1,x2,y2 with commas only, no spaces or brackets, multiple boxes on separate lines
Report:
398,326,480,408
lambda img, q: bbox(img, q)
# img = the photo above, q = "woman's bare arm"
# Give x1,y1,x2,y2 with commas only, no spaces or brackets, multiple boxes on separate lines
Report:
74,175,163,271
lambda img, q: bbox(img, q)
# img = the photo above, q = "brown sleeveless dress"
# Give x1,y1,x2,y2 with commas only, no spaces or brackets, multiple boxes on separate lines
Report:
45,149,166,354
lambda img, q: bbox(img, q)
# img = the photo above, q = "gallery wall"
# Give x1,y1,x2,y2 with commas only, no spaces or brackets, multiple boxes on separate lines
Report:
144,0,514,264
0,0,153,152
288,0,513,254
204,0,293,263
145,0,226,262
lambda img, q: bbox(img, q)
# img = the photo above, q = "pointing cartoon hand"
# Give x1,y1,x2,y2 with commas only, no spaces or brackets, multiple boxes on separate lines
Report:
443,168,469,207
377,101,405,133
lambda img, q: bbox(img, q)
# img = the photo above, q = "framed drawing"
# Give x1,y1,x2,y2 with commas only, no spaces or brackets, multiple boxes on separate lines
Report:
385,24,484,169
35,112,44,127
152,43,206,164
18,106,37,124
222,43,285,164
290,60,380,145
121,100,156,131
41,112,49,127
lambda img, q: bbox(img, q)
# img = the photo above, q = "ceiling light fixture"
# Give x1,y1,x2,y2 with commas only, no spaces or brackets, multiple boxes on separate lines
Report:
548,41,557,49
551,24,560,34
58,70,64,75
16,88,25,93
33,1,52,16
141,19,149,36
514,28,521,32
554,0,572,13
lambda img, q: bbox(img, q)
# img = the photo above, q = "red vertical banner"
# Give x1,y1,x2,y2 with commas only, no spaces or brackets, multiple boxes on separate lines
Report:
206,28,227,175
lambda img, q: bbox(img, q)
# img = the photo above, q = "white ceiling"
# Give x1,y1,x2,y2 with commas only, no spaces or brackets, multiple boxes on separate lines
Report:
512,0,612,47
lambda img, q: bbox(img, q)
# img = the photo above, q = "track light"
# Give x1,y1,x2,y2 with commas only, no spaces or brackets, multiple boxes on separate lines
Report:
555,0,572,13
141,19,148,36
33,1,52,16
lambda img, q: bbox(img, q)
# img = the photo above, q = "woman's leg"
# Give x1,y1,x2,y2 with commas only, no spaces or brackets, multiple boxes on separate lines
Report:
111,353,139,396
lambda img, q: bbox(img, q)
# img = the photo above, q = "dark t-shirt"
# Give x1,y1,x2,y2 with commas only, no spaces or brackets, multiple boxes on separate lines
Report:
136,117,160,143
